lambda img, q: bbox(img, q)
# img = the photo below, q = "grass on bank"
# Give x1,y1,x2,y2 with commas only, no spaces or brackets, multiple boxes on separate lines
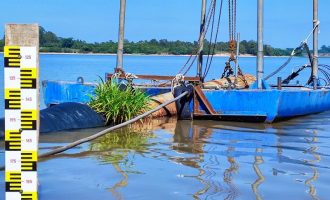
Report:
88,79,150,124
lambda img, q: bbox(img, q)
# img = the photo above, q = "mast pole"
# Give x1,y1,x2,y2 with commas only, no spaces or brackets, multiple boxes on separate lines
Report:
257,0,264,89
312,0,319,89
116,0,126,70
197,0,207,80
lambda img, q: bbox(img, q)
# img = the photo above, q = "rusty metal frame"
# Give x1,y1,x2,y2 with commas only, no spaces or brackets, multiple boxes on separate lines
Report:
106,73,201,82
193,85,218,116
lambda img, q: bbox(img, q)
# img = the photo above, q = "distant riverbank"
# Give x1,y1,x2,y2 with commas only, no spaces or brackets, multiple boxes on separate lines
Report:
38,52,285,58
1,51,330,58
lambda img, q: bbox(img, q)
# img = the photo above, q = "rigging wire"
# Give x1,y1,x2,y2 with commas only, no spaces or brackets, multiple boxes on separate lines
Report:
157,0,217,86
203,0,218,78
203,0,225,79
178,0,217,75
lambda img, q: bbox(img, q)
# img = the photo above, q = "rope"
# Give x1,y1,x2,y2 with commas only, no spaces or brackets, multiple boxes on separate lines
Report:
171,74,185,94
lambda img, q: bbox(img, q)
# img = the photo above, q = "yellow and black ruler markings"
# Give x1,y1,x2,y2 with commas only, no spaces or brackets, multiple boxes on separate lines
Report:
4,46,21,68
21,192,37,200
5,130,21,151
21,110,37,130
21,151,37,171
5,46,39,200
5,89,21,109
5,171,21,192
20,68,37,89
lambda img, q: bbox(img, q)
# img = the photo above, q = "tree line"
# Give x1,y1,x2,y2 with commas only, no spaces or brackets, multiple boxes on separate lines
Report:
0,26,329,56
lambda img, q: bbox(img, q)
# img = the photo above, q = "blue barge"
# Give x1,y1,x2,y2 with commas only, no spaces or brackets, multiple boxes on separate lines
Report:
42,80,330,123
194,88,330,123
41,0,330,124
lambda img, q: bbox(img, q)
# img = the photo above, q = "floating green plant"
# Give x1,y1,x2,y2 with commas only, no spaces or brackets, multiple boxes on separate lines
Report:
88,79,150,124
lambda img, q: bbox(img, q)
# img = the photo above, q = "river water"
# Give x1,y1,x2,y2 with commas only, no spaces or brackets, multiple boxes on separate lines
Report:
0,54,330,199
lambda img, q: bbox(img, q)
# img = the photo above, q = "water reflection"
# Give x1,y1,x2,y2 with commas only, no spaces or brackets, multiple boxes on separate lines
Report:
169,117,327,199
34,113,330,199
252,148,265,200
304,130,320,200
89,122,155,200
172,121,211,199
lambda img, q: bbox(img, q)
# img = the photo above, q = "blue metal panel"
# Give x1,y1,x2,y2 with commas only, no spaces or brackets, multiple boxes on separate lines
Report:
42,81,171,107
277,90,330,118
201,90,280,122
138,87,171,96
42,81,96,107
193,89,330,123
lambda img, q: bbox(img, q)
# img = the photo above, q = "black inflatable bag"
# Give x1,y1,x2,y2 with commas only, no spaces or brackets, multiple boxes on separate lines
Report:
173,84,194,120
40,102,105,133
0,102,105,137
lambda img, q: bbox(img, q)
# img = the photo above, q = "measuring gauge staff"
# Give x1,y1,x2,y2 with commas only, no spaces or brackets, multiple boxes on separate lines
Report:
4,46,38,200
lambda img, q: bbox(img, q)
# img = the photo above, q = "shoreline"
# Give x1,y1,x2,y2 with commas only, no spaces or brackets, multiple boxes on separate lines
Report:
38,52,257,57
34,52,282,58
1,51,330,58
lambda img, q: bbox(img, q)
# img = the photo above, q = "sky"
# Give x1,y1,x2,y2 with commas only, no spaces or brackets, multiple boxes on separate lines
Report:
0,0,329,48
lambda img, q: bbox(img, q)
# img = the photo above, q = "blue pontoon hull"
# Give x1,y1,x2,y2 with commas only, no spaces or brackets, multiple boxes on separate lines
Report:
42,80,171,107
198,89,330,122
42,81,330,123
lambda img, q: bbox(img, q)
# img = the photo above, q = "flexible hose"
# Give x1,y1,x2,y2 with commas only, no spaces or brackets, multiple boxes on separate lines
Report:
0,91,189,171
39,91,188,158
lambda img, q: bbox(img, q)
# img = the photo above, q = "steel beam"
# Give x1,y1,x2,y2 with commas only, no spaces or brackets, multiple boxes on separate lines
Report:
116,0,126,70
312,0,319,89
257,0,264,89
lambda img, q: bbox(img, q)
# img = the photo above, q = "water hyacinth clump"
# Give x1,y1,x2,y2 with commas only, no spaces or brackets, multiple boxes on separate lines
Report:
88,79,150,124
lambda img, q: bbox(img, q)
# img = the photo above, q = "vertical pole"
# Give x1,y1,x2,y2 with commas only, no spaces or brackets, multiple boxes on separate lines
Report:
116,0,126,70
312,0,319,89
5,24,39,200
277,77,282,90
257,0,264,89
235,33,240,79
197,0,207,79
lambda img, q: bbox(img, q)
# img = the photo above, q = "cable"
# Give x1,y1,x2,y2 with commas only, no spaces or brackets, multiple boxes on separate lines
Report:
203,0,224,79
264,43,304,80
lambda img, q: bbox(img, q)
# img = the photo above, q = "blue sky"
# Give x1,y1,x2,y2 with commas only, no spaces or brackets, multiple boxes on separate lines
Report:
0,0,329,48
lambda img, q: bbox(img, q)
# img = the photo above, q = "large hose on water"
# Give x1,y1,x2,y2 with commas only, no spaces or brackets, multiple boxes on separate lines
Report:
40,91,188,158
0,91,188,170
